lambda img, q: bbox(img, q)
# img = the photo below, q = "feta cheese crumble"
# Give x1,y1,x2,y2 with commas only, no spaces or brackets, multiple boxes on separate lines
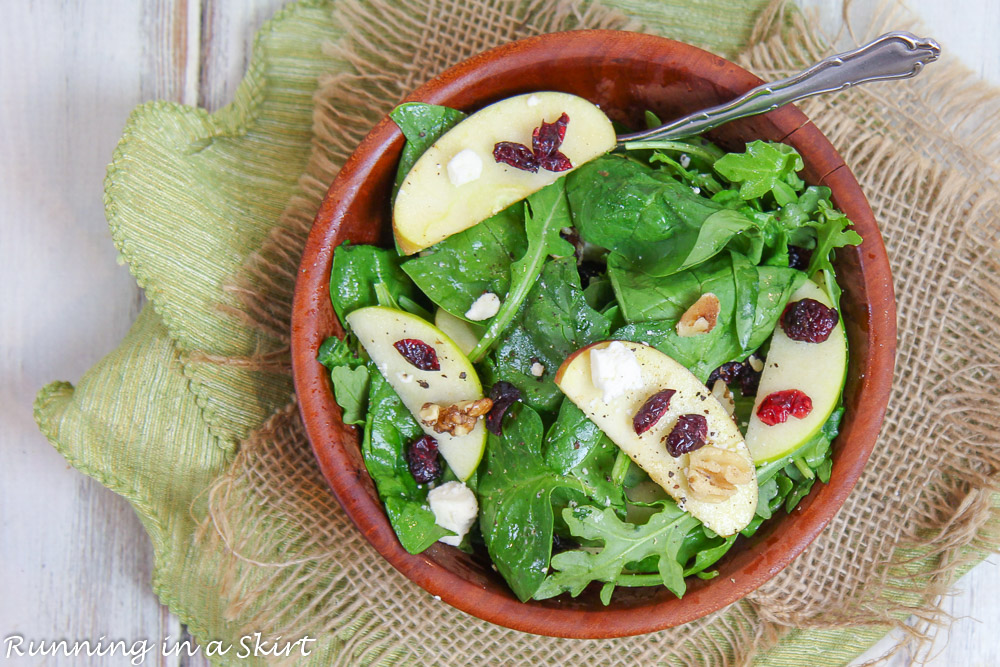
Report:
465,292,501,320
679,153,691,168
530,361,545,377
446,148,482,187
589,341,643,402
427,481,478,546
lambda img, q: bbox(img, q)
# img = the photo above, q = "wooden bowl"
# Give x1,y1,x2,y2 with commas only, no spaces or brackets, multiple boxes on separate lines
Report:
291,30,896,638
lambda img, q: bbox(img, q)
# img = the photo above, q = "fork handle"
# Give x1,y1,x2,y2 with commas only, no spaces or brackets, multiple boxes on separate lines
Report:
616,31,941,145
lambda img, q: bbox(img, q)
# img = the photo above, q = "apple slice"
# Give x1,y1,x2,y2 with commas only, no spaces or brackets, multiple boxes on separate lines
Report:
744,279,848,464
555,340,758,536
393,92,616,254
433,307,482,357
346,306,486,481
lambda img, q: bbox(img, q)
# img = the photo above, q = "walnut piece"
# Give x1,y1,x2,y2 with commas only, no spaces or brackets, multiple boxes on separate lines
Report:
676,292,720,337
419,398,493,436
686,445,754,503
710,379,736,417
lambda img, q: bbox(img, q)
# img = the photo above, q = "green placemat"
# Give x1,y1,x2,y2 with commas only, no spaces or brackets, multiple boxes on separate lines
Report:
35,0,1000,664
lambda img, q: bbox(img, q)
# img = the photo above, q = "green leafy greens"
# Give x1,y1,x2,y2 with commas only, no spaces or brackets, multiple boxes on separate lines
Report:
323,105,863,607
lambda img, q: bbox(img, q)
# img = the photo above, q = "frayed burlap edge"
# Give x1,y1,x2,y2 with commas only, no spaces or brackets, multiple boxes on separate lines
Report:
193,0,1000,665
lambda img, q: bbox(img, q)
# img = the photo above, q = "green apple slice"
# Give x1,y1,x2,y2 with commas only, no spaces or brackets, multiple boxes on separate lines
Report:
433,307,482,357
393,92,616,255
744,279,848,464
554,340,758,536
346,306,486,481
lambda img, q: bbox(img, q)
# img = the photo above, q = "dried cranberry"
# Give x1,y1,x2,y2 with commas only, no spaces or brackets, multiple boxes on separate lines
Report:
780,298,839,343
707,359,762,397
493,113,573,173
787,244,813,270
756,389,813,426
485,381,521,435
532,112,569,156
407,435,442,483
633,389,676,435
493,142,539,173
393,338,440,371
664,414,708,457
537,151,572,172
707,361,744,387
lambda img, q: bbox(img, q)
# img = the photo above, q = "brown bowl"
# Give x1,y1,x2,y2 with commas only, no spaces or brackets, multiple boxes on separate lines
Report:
291,30,896,638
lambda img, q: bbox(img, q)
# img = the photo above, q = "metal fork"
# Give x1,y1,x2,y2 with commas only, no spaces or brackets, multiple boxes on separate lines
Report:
616,31,941,146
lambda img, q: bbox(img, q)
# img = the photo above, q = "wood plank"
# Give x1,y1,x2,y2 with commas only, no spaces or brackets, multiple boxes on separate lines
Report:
0,0,199,662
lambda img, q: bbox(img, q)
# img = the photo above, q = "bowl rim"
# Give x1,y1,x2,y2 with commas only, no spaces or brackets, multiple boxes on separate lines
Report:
291,29,897,638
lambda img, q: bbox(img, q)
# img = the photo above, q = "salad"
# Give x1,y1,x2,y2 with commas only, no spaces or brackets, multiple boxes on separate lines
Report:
317,92,861,604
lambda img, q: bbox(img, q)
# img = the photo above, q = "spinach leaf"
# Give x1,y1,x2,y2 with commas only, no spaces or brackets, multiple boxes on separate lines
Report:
390,102,466,199
362,366,451,553
533,503,700,602
329,243,418,324
713,140,805,205
478,404,589,601
566,155,757,277
330,366,370,425
317,336,369,425
484,257,610,412
467,180,575,362
317,335,359,369
544,399,625,514
611,254,802,380
401,205,527,321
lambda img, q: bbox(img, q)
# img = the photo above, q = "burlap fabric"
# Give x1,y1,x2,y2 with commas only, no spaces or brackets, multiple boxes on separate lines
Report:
34,0,1000,664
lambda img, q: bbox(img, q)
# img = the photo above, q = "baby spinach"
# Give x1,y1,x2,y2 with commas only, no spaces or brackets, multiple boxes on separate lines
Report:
329,243,418,324
543,399,625,515
484,258,610,412
478,404,588,601
390,102,466,199
467,180,575,362
533,503,700,603
611,253,803,380
362,367,451,553
401,205,526,321
566,155,757,277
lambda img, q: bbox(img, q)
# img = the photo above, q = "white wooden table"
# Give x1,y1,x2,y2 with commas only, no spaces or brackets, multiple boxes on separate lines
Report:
1,2,995,664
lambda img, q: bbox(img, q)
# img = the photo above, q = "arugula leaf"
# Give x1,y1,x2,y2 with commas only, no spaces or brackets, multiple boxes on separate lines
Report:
317,336,369,425
478,404,588,601
806,201,863,306
329,243,418,324
467,180,575,362
484,257,610,412
390,102,466,200
713,140,805,204
533,504,700,602
745,407,844,537
567,155,757,277
362,367,451,553
401,205,527,321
